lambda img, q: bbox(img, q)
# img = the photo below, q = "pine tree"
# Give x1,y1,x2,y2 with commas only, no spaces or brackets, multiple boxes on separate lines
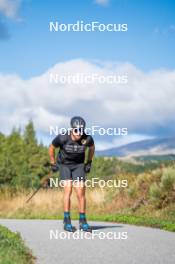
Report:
0,121,50,189
23,120,37,146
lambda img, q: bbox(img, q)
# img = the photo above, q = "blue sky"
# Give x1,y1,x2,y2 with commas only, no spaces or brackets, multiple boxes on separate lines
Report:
0,0,175,149
0,0,175,78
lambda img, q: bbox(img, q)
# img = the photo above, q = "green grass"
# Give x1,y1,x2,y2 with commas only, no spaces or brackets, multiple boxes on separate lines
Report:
0,225,35,264
87,214,175,232
2,212,175,232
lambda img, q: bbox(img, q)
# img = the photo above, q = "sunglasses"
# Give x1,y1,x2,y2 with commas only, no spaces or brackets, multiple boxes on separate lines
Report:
73,128,83,134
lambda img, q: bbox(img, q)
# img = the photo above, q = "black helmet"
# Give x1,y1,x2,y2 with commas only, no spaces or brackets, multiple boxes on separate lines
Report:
70,116,86,130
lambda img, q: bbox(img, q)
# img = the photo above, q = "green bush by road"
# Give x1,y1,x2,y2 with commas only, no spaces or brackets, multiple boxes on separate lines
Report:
0,225,35,264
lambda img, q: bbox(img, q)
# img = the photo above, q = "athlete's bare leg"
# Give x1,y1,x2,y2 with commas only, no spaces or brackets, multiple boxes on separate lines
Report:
63,180,73,212
74,182,86,213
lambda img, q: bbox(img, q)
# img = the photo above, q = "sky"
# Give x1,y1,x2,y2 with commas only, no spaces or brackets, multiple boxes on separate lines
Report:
0,0,175,150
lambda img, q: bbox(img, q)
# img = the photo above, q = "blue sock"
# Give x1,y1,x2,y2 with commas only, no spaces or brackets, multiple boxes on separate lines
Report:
79,212,86,220
64,211,70,219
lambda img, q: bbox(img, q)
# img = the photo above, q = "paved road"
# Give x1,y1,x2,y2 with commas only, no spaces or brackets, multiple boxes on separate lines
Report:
0,219,174,264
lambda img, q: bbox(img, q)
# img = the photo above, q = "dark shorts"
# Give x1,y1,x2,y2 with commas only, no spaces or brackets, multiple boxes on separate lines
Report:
59,163,86,181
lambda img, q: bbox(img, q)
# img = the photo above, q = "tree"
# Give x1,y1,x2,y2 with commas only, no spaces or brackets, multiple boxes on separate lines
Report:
0,121,50,189
23,120,37,146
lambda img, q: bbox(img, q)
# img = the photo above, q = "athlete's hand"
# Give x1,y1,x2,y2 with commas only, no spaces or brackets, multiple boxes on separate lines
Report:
50,163,59,172
42,177,50,187
84,161,92,173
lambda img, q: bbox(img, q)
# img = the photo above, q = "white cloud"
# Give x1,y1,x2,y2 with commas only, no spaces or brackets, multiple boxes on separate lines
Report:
0,0,21,18
95,0,110,6
0,59,175,149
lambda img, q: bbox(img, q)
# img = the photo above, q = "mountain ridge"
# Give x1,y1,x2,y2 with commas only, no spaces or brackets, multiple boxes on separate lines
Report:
96,137,175,157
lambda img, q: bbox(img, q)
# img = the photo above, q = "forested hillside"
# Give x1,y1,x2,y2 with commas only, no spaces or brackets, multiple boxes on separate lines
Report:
0,121,49,189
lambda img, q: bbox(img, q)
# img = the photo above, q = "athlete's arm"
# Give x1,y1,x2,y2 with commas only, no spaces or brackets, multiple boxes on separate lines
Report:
87,144,95,162
49,134,64,164
49,144,56,164
84,144,95,173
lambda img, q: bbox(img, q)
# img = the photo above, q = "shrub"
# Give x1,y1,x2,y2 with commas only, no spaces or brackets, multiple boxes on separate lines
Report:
149,183,162,200
127,186,137,198
161,167,175,191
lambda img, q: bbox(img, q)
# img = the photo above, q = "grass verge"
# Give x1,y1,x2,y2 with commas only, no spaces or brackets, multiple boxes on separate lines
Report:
0,225,35,264
1,212,175,232
88,214,175,232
